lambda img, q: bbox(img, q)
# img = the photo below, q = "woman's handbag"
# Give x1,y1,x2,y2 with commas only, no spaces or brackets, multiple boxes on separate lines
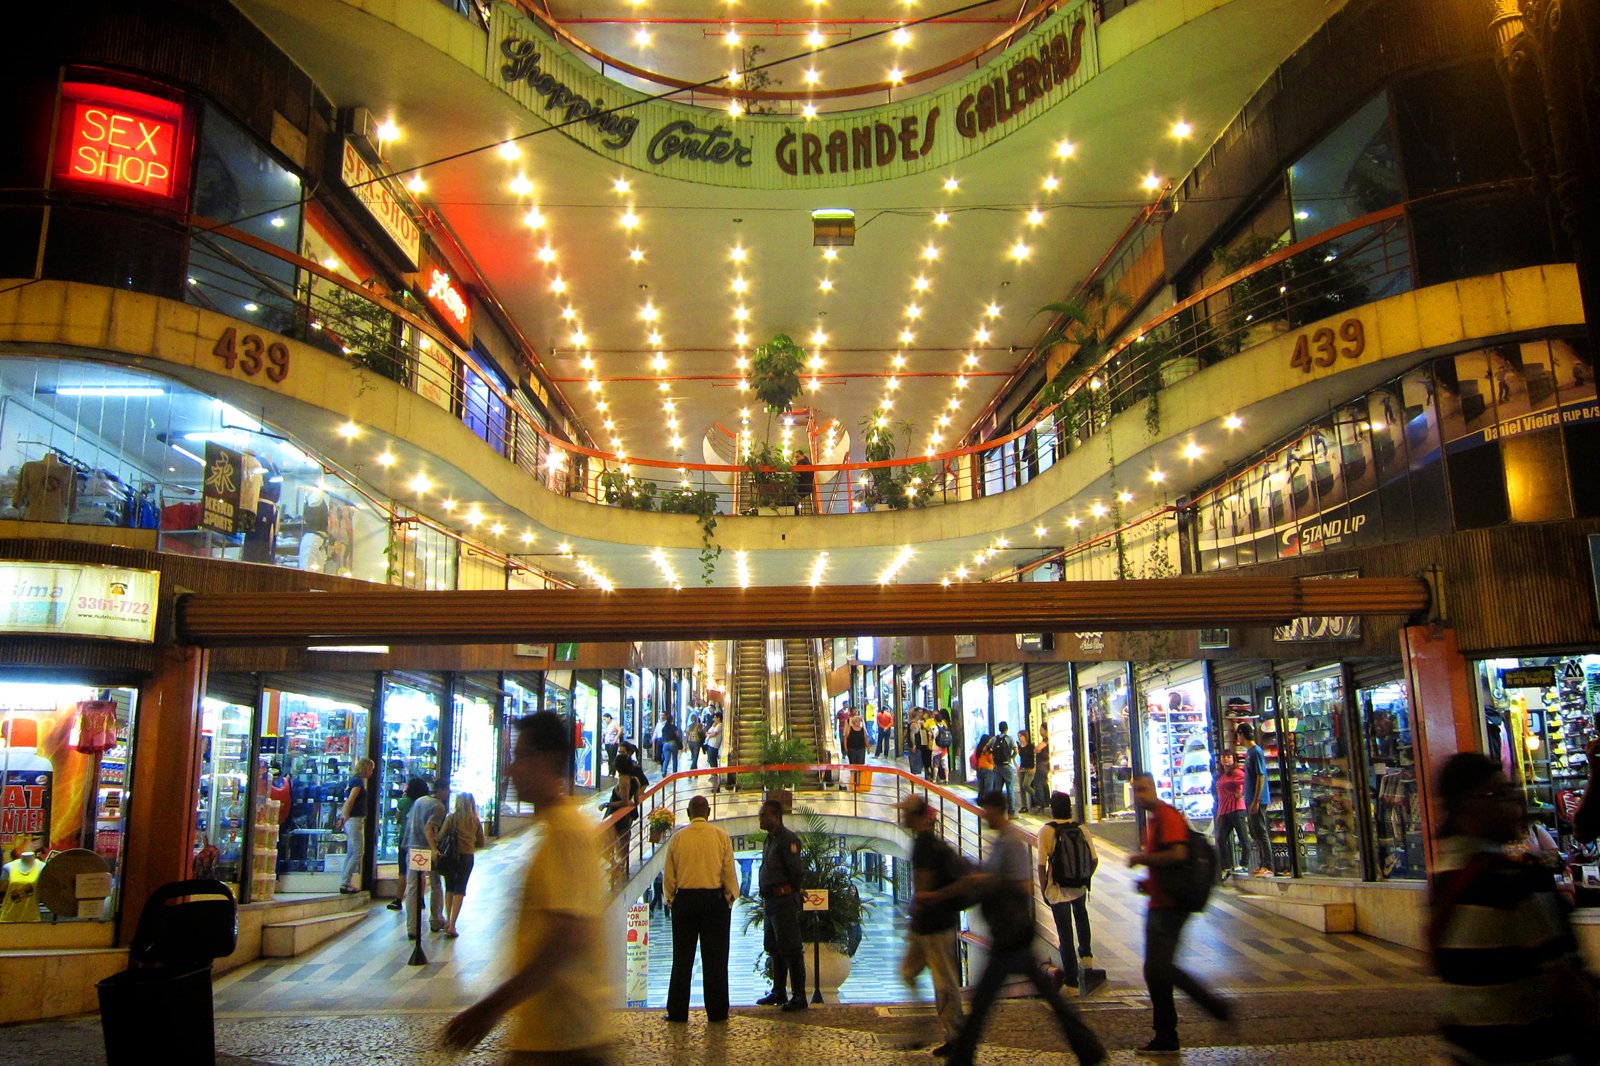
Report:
434,814,461,875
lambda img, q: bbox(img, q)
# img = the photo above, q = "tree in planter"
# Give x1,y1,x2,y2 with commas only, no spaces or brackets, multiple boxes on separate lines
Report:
323,286,409,385
739,727,817,794
749,333,805,422
597,468,657,511
657,487,721,584
857,410,916,509
740,808,874,967
1032,295,1130,436
746,441,798,511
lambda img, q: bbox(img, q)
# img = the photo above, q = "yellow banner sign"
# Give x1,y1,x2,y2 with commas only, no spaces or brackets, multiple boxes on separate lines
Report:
2,562,160,643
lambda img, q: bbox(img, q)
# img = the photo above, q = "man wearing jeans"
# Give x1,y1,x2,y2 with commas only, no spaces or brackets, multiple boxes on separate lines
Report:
1127,774,1231,1056
990,723,1017,815
1236,724,1274,875
894,794,965,1054
923,792,1107,1066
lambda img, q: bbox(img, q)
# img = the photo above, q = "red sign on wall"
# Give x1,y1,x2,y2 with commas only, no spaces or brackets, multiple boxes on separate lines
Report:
419,247,473,346
54,79,192,206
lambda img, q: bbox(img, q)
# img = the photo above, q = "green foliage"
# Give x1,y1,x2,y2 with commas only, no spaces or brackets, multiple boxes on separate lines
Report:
740,808,873,956
324,287,408,384
746,441,797,509
598,469,656,511
739,727,816,791
749,333,805,416
658,488,721,584
858,411,922,509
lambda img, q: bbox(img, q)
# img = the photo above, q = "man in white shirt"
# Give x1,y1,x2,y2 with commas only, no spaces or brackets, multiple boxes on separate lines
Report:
662,794,739,1023
445,713,613,1063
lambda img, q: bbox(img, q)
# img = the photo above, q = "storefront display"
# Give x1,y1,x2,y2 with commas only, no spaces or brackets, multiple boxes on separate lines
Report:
1138,667,1213,820
0,684,137,920
197,696,254,889
1281,667,1363,878
991,666,1025,738
1478,653,1599,865
1081,663,1134,823
1037,685,1076,800
1217,668,1290,873
573,675,599,790
959,666,990,785
451,678,501,827
269,687,372,892
1357,675,1422,880
376,680,438,865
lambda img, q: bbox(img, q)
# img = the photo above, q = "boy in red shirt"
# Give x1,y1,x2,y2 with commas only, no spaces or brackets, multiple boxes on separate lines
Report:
1127,774,1232,1056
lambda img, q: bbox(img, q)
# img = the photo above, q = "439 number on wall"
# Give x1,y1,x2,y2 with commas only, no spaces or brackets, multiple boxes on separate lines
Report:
212,327,290,382
1289,318,1366,374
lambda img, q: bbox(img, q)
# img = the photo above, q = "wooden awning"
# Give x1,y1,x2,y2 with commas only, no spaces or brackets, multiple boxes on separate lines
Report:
176,576,1429,647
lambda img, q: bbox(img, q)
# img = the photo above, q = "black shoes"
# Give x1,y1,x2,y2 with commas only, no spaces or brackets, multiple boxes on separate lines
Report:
385,900,402,911
662,1014,687,1024
756,991,786,1006
930,1043,955,1057
780,997,808,1012
1136,1038,1180,1056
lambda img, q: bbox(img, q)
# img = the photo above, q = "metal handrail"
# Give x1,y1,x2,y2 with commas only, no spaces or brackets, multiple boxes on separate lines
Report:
598,761,1062,945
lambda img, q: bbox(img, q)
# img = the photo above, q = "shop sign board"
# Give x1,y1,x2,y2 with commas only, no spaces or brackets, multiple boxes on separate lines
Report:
486,1,1097,189
200,442,246,535
339,138,420,267
54,77,193,207
801,888,829,911
625,902,649,1006
954,634,977,659
1,562,159,643
419,245,473,348
1500,666,1555,689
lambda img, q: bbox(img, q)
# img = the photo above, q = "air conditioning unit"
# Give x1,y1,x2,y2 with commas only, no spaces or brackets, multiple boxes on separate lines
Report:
812,208,856,247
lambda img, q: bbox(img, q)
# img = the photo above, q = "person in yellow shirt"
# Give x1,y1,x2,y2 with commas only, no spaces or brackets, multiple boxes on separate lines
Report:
661,794,738,1024
444,714,613,1063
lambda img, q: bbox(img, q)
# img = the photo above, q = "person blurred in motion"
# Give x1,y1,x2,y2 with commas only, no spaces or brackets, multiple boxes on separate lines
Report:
444,712,613,1063
1430,752,1598,1065
895,794,965,1054
1127,774,1231,1056
439,792,486,938
661,794,738,1024
920,792,1106,1066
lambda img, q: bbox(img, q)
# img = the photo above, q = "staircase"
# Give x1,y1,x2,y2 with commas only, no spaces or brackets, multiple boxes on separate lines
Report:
728,638,768,767
781,638,825,760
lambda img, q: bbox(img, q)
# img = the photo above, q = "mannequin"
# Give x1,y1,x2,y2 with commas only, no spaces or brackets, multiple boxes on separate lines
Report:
1,849,44,922
13,452,78,522
298,488,330,572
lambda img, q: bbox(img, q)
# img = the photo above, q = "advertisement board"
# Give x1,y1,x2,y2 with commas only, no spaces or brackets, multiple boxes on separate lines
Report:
2,563,160,642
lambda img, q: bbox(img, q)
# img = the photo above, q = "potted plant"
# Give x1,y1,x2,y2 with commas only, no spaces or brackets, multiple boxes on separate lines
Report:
858,410,916,509
739,727,817,809
647,806,676,844
1213,233,1292,351
745,441,797,514
748,333,805,418
598,468,657,511
740,809,873,998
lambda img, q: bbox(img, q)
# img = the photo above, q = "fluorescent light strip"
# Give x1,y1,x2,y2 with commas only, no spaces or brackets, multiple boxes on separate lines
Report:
169,444,205,465
55,386,166,397
307,645,391,654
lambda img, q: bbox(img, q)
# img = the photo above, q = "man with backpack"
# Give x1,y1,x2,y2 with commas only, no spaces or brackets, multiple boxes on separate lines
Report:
1127,774,1231,1056
989,723,1017,814
895,794,966,1054
1037,791,1099,992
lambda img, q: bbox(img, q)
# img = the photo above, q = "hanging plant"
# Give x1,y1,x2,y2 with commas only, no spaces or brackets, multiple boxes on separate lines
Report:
749,333,805,416
658,488,722,583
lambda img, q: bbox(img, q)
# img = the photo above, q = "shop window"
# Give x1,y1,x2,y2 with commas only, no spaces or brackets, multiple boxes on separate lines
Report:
1137,666,1212,820
959,666,991,786
1477,654,1599,869
262,688,370,895
375,681,439,866
461,361,509,456
1081,663,1134,823
1218,672,1288,874
1280,669,1364,879
0,685,136,923
197,696,255,894
1437,351,1510,530
187,104,303,337
1367,384,1415,541
573,675,600,790
1554,338,1600,517
1400,366,1452,536
1356,679,1423,881
451,680,502,831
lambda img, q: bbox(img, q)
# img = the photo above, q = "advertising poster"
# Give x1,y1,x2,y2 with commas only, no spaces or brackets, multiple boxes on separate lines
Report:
1,562,159,643
0,696,113,858
201,441,245,535
625,903,649,1007
572,679,598,789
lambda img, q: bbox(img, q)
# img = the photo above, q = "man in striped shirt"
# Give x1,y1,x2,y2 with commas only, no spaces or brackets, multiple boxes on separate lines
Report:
1430,753,1595,1065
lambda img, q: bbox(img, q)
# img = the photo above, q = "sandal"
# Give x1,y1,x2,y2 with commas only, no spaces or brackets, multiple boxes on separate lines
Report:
444,930,460,938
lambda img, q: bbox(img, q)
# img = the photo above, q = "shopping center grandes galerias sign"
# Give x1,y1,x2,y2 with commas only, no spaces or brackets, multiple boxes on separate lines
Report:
486,0,1098,189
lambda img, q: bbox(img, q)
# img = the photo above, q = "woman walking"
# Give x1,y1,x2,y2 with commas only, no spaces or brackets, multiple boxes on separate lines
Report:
336,758,375,894
1016,731,1037,814
845,712,869,791
439,793,486,937
972,735,995,797
704,710,724,791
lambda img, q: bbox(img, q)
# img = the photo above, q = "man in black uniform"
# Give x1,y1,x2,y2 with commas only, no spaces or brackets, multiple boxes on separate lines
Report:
754,799,808,1011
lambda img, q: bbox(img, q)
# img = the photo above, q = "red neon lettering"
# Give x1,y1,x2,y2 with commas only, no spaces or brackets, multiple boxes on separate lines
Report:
63,102,176,196
427,268,469,325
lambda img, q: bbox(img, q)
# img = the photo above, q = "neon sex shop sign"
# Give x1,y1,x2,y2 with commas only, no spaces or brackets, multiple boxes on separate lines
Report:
54,78,192,205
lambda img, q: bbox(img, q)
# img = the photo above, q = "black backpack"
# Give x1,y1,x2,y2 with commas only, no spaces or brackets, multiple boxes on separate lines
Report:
1155,826,1218,913
934,724,952,748
990,733,1015,765
1049,821,1098,888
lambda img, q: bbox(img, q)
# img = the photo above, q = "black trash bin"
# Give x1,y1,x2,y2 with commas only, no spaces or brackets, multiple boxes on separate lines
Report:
98,879,237,1066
